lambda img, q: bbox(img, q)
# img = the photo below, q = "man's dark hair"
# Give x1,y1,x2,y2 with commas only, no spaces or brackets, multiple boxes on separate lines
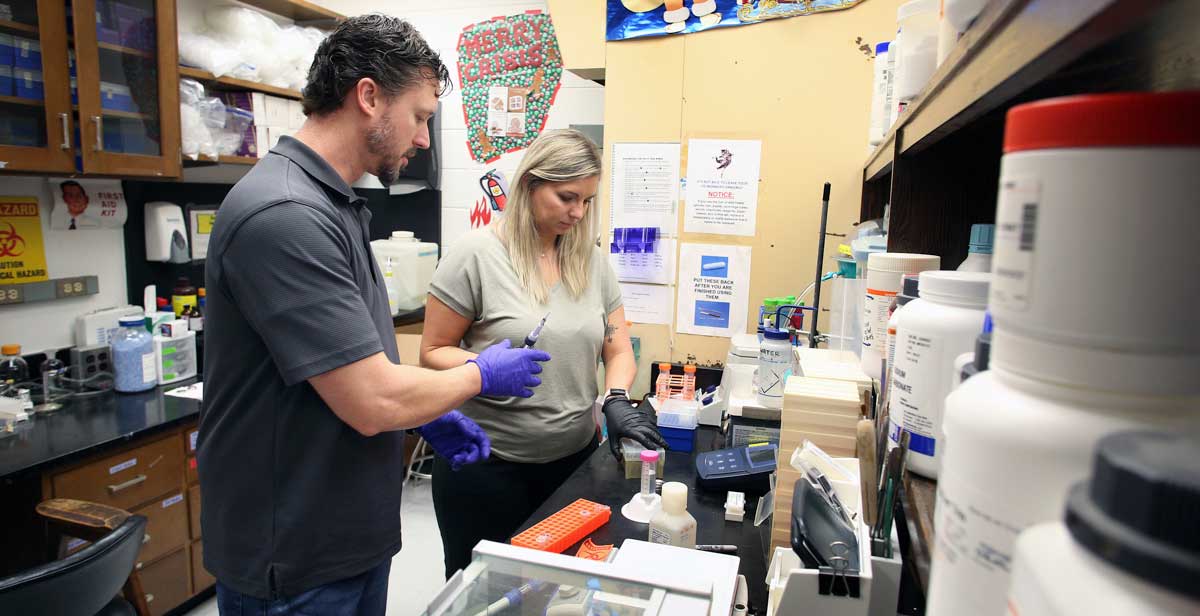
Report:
302,14,451,117
60,180,85,196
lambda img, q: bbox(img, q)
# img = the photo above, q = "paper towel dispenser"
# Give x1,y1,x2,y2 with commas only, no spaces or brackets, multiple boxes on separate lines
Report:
145,202,189,263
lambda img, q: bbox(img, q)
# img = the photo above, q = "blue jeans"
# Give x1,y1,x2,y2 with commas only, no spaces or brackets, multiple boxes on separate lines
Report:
216,560,391,616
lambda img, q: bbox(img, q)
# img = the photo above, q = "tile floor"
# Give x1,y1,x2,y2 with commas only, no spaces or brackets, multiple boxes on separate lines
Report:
185,480,446,616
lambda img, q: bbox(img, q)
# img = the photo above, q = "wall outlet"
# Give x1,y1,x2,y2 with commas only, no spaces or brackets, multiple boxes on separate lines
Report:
70,344,112,381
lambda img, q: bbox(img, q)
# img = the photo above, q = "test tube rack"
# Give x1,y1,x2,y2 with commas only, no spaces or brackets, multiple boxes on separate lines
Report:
511,498,611,554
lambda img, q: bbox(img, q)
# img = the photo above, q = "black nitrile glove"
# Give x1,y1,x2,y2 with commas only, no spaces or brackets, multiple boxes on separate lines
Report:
603,395,668,461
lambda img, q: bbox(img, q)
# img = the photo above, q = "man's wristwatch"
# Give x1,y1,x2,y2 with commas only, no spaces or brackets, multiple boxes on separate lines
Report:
603,388,628,403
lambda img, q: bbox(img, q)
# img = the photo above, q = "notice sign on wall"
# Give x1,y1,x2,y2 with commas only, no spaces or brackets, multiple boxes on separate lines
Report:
684,139,762,236
457,12,564,163
676,242,751,338
0,196,49,283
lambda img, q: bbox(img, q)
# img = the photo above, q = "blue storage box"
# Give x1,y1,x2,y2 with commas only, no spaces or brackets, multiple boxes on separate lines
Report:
13,37,40,70
14,68,43,100
0,66,12,97
0,34,14,67
70,77,77,104
97,26,120,45
68,50,76,77
100,81,134,112
659,426,696,453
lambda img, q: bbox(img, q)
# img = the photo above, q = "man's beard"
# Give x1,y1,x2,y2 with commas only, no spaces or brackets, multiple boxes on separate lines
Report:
366,118,415,186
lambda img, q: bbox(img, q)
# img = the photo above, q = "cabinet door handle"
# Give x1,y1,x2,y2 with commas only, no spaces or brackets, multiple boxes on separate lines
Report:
92,116,103,151
145,593,154,604
142,533,151,544
107,474,146,494
59,113,70,149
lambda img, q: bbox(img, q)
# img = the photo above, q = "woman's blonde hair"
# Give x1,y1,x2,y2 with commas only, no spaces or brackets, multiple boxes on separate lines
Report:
496,129,602,305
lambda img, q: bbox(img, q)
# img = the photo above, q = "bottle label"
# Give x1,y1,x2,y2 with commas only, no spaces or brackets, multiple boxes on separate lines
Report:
649,526,671,545
757,345,790,399
141,352,156,384
992,177,1040,313
893,330,945,457
933,479,1025,613
862,289,897,349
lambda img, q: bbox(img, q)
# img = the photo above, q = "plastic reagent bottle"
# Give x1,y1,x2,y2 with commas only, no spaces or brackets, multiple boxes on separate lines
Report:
649,482,696,548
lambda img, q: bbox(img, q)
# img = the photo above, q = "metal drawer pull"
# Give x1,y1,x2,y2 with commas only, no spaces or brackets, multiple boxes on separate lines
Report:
136,561,143,570
107,474,146,494
145,594,154,603
59,113,70,149
142,533,151,544
92,116,103,151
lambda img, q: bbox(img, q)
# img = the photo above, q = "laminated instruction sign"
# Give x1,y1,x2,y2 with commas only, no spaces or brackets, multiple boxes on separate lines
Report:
676,243,751,337
684,139,762,236
0,196,49,283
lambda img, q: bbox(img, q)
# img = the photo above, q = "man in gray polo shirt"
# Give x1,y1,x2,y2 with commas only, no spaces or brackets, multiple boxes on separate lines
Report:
199,15,550,615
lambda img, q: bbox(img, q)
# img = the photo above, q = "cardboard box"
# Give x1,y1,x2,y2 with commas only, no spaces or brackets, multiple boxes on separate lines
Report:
288,100,306,130
264,96,290,128
255,125,270,158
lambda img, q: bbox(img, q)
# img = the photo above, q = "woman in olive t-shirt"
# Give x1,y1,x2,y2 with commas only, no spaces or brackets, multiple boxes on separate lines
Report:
420,129,667,578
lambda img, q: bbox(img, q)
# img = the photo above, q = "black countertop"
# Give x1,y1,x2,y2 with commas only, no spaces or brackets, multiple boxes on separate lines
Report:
516,426,772,614
0,380,202,479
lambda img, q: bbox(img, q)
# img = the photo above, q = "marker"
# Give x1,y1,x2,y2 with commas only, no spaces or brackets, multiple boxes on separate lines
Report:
524,312,550,348
696,544,739,554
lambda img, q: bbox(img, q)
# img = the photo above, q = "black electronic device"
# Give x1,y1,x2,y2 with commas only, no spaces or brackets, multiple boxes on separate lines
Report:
695,443,777,494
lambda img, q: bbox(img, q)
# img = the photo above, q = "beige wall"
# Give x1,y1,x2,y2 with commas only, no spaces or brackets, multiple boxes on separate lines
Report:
601,1,902,397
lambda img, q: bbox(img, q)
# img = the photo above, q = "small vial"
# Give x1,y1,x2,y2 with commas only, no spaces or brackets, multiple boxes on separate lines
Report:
640,449,659,497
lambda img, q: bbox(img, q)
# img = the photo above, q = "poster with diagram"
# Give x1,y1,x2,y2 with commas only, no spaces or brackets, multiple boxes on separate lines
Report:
676,243,751,337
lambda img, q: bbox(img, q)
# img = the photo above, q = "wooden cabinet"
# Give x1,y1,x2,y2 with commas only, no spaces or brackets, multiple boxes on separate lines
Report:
0,0,75,172
132,490,189,568
138,547,191,616
50,433,183,511
187,483,201,540
191,540,215,592
0,0,180,176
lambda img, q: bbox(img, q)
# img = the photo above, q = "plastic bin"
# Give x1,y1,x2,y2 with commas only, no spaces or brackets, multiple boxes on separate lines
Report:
0,65,12,97
14,68,43,100
13,37,40,70
620,438,666,479
0,34,14,67
100,81,134,112
659,426,696,452
657,398,700,429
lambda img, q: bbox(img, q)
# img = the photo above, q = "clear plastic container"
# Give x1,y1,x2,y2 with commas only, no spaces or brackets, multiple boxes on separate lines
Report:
655,362,672,400
621,437,666,479
112,316,156,393
1,344,29,388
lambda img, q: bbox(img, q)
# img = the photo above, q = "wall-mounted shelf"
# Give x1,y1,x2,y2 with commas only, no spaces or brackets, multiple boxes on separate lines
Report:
184,154,258,167
178,66,303,101
0,18,39,34
0,276,100,306
233,0,344,23
97,41,155,59
0,95,44,108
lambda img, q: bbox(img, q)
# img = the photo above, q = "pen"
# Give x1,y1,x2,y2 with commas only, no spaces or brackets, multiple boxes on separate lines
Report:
524,312,549,348
696,544,739,554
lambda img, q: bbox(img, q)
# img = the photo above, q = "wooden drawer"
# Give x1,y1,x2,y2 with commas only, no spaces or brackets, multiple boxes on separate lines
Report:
132,491,189,568
138,548,190,616
191,540,215,592
51,435,184,511
184,425,199,456
186,456,199,486
188,484,201,540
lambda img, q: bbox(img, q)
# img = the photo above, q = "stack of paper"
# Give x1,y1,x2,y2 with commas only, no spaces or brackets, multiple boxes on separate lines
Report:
779,376,862,459
794,347,873,411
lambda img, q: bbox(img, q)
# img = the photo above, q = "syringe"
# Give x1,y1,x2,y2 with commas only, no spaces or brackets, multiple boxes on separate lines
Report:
524,312,550,348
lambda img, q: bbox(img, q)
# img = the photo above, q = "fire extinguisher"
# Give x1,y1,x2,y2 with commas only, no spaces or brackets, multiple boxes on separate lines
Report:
480,170,507,212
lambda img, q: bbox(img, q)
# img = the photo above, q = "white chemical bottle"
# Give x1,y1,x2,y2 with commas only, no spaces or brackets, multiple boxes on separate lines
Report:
861,252,940,381
382,257,400,316
649,482,696,549
956,223,994,272
884,274,919,437
1007,431,1200,616
756,328,792,410
868,41,892,146
926,92,1200,616
890,270,989,478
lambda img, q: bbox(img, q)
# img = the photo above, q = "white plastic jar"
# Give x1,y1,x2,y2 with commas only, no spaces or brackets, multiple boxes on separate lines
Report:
892,0,938,107
889,271,989,478
1007,431,1200,615
927,92,1200,616
884,274,919,415
861,252,940,380
868,41,892,147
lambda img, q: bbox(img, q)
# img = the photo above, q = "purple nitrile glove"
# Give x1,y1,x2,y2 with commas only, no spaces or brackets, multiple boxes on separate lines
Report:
467,339,551,398
417,410,491,471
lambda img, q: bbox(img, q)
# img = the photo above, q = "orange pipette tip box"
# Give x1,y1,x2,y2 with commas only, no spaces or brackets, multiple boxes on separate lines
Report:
511,499,611,553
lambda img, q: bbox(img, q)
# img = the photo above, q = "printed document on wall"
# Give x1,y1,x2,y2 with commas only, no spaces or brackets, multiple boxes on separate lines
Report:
610,238,676,285
620,283,673,325
683,139,761,236
676,243,751,337
611,142,680,233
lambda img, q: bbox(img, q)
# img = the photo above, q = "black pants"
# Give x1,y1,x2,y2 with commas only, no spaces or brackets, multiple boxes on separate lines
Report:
431,437,598,578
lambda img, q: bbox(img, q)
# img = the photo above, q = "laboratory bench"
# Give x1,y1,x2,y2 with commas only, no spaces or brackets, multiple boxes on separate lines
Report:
516,425,774,614
0,379,209,616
